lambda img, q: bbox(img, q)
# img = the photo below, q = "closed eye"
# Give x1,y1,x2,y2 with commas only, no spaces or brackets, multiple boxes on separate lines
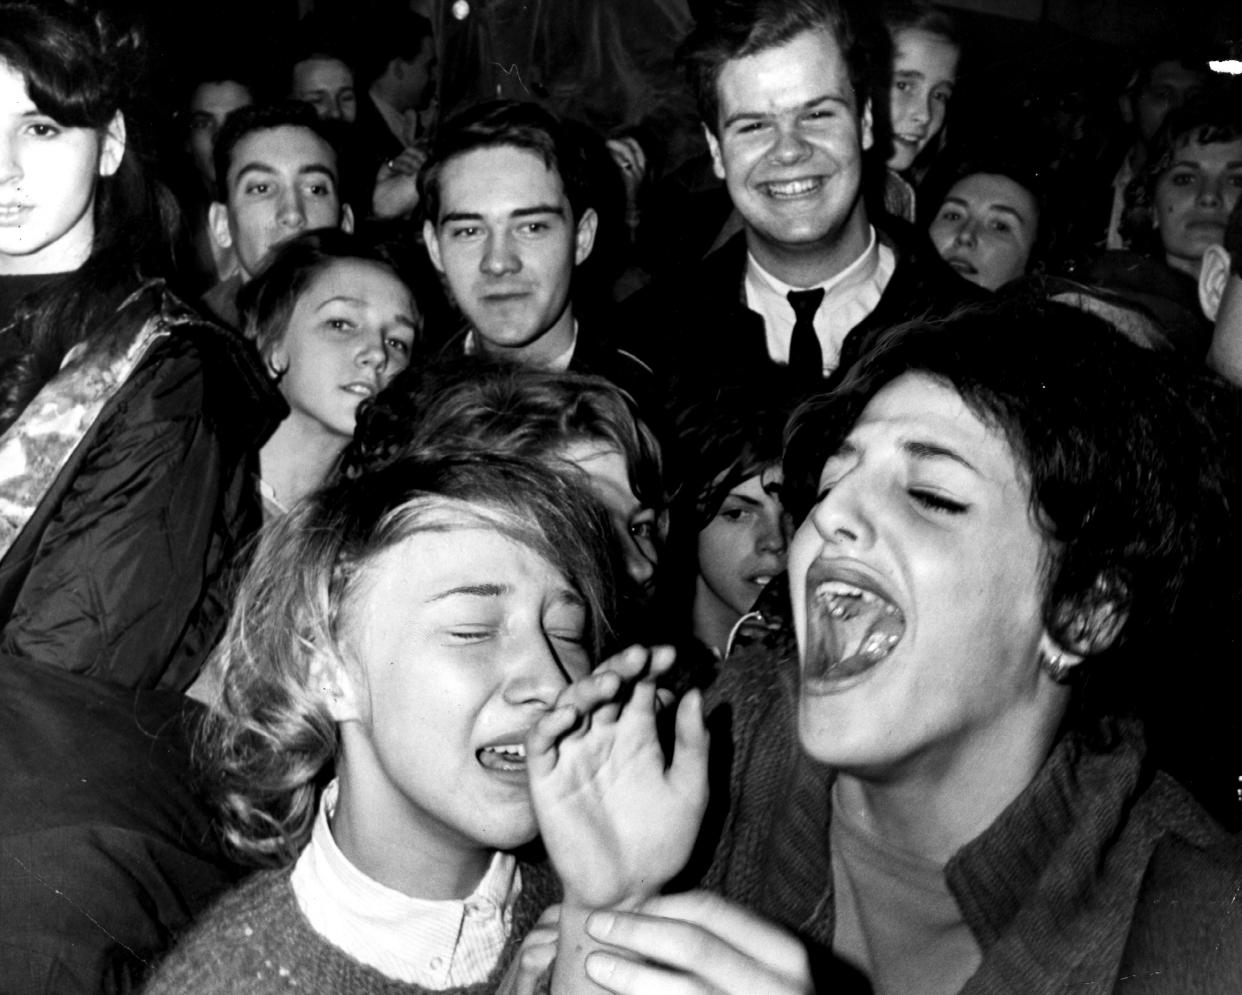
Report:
909,489,967,514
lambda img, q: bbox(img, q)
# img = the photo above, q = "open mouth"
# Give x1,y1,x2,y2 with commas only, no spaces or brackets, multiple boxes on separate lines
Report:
0,205,30,222
803,578,906,685
341,382,376,398
477,742,527,773
944,256,977,275
763,177,822,199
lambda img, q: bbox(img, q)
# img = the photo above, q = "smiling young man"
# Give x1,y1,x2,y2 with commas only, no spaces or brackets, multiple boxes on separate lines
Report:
202,103,354,327
621,0,977,389
419,100,654,399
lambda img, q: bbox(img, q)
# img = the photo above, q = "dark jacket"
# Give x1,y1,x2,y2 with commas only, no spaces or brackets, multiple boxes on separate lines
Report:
0,284,286,691
618,217,985,390
694,648,1242,993
0,654,240,994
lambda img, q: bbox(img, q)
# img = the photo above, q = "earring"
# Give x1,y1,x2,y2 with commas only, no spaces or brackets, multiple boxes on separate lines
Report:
1039,646,1074,684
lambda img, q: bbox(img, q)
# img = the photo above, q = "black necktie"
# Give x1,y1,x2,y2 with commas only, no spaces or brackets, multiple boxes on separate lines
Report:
787,288,826,381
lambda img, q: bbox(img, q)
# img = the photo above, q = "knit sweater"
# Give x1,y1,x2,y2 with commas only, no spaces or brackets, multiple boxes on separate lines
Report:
143,859,560,994
696,647,1242,993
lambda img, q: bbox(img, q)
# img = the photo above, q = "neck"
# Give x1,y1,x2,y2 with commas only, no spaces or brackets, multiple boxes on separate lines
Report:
333,741,492,899
259,415,347,510
1164,252,1199,280
370,78,407,114
477,309,575,369
746,211,871,289
831,696,1066,865
692,578,738,658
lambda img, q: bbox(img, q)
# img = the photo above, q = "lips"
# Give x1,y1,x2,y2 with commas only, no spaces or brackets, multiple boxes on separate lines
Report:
341,381,377,398
944,256,977,275
802,560,906,690
0,204,31,224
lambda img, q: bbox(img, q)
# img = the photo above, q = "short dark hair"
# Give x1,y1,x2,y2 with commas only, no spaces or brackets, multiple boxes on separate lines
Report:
235,229,415,366
359,10,433,85
213,101,341,203
417,99,594,225
678,0,887,135
784,298,1242,719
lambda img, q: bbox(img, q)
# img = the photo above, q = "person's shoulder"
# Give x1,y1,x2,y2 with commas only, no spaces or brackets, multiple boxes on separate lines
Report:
144,869,299,994
1115,784,1242,992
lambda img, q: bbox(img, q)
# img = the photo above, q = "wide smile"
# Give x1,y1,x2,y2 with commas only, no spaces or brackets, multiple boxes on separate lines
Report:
760,176,824,200
802,561,906,692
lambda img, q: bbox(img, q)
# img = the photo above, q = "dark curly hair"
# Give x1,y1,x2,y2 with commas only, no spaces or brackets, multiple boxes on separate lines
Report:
784,296,1242,723
1119,89,1242,257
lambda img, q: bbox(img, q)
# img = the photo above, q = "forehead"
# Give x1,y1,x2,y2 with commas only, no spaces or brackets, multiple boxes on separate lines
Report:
0,59,34,109
949,173,1037,215
191,80,251,114
559,442,640,509
715,27,856,121
1166,134,1242,166
893,28,959,78
1145,59,1204,90
293,258,410,311
437,144,567,214
846,373,1022,482
227,125,337,184
293,57,354,90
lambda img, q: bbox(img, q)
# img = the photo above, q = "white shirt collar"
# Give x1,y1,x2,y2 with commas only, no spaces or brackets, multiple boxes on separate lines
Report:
744,226,895,375
290,779,520,986
464,319,578,371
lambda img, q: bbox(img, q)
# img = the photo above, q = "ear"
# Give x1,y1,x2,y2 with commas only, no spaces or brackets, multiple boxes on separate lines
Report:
574,207,598,266
423,219,445,273
1054,572,1130,659
1037,631,1084,681
308,650,366,723
208,200,234,251
339,203,355,235
98,111,126,178
860,99,874,152
704,124,725,182
1199,244,1232,323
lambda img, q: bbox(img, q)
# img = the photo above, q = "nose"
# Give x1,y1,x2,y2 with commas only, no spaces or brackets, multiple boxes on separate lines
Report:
502,632,574,708
480,231,520,276
322,102,341,121
769,120,812,165
355,328,388,374
277,187,307,230
954,219,978,247
756,510,789,557
909,95,931,127
809,474,874,549
0,139,20,184
1197,176,1223,208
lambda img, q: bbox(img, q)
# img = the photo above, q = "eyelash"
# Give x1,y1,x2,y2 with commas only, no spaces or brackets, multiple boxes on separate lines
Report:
909,490,967,514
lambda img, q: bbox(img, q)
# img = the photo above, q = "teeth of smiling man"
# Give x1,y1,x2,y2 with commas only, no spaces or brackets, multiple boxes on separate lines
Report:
766,178,819,197
806,580,906,681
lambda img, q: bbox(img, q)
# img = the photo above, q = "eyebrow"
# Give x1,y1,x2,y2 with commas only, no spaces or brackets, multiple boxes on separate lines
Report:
232,161,338,187
722,94,851,130
903,439,979,473
440,203,566,225
942,196,1030,226
428,582,510,603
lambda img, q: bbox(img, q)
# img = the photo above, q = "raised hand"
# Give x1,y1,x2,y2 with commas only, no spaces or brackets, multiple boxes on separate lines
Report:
526,644,709,909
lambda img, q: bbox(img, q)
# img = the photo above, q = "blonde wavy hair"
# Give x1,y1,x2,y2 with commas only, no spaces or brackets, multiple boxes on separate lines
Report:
195,452,620,865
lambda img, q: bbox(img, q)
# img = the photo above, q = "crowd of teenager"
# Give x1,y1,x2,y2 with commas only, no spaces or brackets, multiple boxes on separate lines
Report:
2,0,1242,992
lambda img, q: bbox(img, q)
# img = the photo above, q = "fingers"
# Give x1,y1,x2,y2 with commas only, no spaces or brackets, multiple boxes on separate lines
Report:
584,899,811,995
670,688,709,799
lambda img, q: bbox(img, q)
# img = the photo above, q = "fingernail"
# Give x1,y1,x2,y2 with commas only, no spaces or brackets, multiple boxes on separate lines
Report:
586,910,615,938
585,952,615,984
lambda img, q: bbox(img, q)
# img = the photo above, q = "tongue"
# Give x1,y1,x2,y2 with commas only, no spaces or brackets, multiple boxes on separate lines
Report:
821,599,906,680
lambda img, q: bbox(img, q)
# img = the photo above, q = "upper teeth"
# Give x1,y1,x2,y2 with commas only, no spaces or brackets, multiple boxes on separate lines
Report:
767,178,818,196
814,581,897,617
486,743,525,758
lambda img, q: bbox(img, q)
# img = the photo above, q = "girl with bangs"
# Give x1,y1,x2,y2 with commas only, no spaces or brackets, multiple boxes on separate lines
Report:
149,452,708,993
0,0,282,690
